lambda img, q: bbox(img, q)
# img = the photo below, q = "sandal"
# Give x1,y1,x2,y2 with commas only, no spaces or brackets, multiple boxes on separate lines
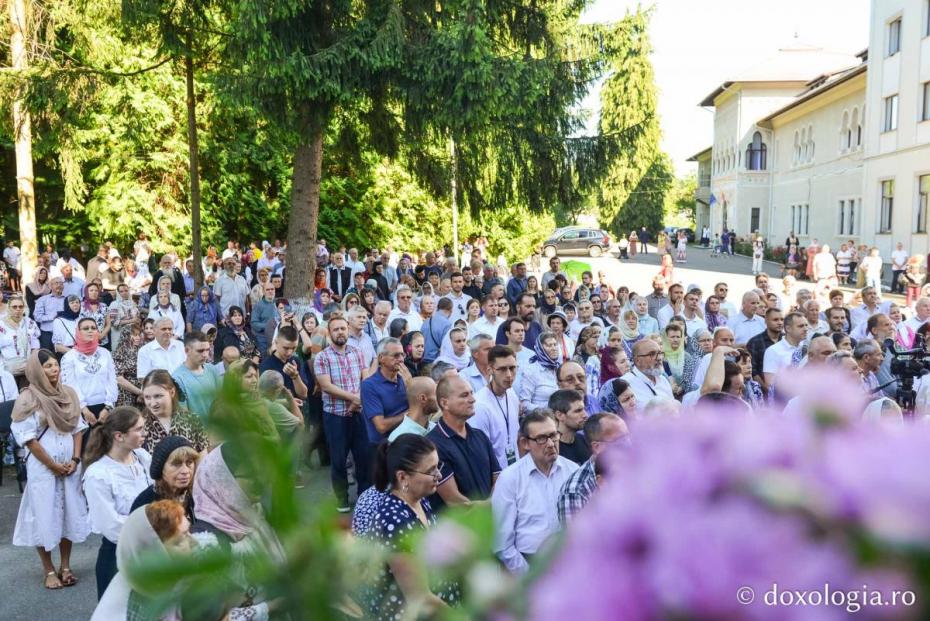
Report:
59,567,77,587
44,570,63,590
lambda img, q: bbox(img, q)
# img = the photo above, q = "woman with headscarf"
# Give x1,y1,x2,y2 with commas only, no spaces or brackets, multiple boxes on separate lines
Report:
186,285,223,334
546,311,575,361
147,255,187,320
662,323,698,397
572,325,602,366
148,274,183,313
518,331,561,411
632,295,659,336
109,282,140,351
598,346,628,391
435,327,471,371
60,317,118,427
11,350,89,590
619,309,644,360
52,295,83,355
216,306,260,363
25,266,51,317
340,291,362,313
402,331,427,377
597,377,637,419
80,282,113,348
704,295,728,331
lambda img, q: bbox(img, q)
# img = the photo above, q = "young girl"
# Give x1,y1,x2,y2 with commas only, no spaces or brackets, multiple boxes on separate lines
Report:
676,230,688,263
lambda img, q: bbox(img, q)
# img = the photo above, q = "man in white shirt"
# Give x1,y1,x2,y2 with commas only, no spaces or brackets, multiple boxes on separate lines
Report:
368,301,392,343
470,295,504,338
891,242,908,295
34,276,66,350
850,286,890,332
620,339,675,411
459,334,493,394
470,345,521,468
713,282,738,319
802,300,829,343
387,285,422,332
346,247,366,279
137,317,186,379
682,288,708,336
347,307,376,367
763,311,809,389
904,297,930,332
540,256,567,289
656,283,685,331
503,317,534,368
213,257,251,318
730,291,766,345
567,300,604,339
443,271,473,322
492,411,578,574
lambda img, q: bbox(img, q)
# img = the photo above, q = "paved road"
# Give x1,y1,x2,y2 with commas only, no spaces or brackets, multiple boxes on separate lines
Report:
0,463,332,621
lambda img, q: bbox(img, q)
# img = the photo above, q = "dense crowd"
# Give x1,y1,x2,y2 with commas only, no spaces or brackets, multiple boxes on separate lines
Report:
1,232,926,620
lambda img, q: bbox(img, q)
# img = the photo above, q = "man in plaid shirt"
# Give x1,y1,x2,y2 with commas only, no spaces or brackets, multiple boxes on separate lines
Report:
557,413,628,525
313,314,371,511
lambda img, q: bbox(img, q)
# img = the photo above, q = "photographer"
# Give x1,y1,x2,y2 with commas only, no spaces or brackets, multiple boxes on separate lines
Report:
259,325,309,400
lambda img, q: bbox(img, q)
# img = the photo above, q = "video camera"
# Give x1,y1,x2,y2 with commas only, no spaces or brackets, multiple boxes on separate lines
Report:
883,333,930,412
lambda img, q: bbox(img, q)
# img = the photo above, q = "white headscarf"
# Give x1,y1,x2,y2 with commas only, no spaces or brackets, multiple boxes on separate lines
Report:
436,327,471,371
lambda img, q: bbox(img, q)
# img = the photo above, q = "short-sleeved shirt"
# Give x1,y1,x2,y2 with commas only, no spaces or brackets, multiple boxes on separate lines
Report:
171,364,222,420
312,345,365,416
427,418,501,511
360,369,407,444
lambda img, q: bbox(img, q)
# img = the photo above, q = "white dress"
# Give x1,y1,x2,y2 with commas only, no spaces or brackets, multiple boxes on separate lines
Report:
83,451,153,544
12,411,90,551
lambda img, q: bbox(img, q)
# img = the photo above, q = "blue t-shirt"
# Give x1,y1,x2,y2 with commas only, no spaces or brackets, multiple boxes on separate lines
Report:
171,364,221,420
360,369,407,444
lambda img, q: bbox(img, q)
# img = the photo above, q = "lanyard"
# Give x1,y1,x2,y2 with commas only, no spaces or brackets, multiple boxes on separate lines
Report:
635,369,657,396
491,387,511,436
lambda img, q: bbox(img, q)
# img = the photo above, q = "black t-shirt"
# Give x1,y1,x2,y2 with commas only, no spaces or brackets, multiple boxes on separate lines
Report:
559,432,592,465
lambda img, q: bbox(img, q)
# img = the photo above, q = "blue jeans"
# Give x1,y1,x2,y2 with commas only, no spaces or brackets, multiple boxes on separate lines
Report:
322,411,371,505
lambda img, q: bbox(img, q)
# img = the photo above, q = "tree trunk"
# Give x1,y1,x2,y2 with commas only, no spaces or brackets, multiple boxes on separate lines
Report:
185,49,204,287
9,0,38,285
284,104,324,299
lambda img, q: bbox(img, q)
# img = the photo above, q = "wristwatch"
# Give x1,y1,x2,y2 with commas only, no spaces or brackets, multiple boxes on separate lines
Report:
71,457,81,465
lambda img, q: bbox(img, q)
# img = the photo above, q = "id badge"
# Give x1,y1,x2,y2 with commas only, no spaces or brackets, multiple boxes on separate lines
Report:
506,447,516,466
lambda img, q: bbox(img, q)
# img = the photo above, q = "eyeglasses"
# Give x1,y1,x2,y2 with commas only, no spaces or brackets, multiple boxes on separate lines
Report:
410,462,444,478
493,365,517,373
635,351,660,359
526,432,559,446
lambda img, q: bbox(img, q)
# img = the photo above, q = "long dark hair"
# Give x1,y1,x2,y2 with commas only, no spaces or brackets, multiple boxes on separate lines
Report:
372,434,437,492
83,406,143,471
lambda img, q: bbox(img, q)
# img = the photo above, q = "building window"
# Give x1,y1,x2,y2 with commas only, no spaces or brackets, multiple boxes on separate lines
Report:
838,199,859,236
750,207,760,232
919,175,930,233
746,131,767,170
923,82,930,121
840,111,850,150
839,200,846,234
791,204,810,235
880,180,894,233
888,17,902,56
849,199,857,235
883,95,898,132
804,204,810,235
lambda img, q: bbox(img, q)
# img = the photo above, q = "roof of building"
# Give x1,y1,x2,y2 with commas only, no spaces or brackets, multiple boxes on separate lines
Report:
686,146,712,162
698,44,862,107
758,61,866,124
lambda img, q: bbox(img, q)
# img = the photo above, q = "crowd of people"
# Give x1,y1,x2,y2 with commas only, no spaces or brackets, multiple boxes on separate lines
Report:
1,232,926,620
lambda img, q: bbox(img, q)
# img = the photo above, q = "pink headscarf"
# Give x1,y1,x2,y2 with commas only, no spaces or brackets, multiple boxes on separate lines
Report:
192,446,256,541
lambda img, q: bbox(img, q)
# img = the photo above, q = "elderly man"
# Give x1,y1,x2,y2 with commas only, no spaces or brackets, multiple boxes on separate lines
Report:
904,297,930,332
60,263,85,299
492,411,578,574
367,300,392,343
327,252,353,301
387,285,422,332
213,256,250,318
557,413,628,524
568,300,604,340
853,338,884,393
460,334,494,394
556,360,599,415
428,375,500,510
258,370,305,439
803,299,829,342
471,345,521,468
137,317,186,379
34,275,66,350
360,337,408,451
731,291,765,345
621,339,674,410
805,335,838,365
347,306,376,367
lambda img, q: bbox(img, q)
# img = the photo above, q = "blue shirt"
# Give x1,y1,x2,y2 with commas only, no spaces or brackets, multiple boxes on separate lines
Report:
422,314,451,364
427,418,501,511
506,277,527,305
171,364,222,420
360,369,407,444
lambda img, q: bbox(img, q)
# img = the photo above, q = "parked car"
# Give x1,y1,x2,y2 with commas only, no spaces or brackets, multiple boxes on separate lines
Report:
542,227,612,258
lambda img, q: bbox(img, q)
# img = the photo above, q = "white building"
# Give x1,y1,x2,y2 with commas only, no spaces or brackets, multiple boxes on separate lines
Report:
693,0,930,260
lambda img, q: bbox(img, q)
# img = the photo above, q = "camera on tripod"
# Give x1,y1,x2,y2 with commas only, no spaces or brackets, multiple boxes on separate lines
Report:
884,332,930,412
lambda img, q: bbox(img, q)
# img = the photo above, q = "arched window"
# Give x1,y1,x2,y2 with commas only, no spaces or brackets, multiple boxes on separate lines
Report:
841,110,850,150
746,131,767,170
846,109,855,150
793,130,800,165
801,128,808,162
854,106,862,147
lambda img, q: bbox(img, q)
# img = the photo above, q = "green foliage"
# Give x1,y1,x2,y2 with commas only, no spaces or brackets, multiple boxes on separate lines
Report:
596,9,672,236
664,172,697,228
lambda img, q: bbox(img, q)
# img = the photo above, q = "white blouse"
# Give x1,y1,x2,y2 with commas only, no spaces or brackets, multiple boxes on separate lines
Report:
61,348,118,408
52,317,78,348
83,450,153,543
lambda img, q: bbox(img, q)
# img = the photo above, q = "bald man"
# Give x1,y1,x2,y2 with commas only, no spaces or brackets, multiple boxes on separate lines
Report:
388,376,438,442
620,339,674,412
427,375,500,510
805,335,838,365
731,291,766,345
